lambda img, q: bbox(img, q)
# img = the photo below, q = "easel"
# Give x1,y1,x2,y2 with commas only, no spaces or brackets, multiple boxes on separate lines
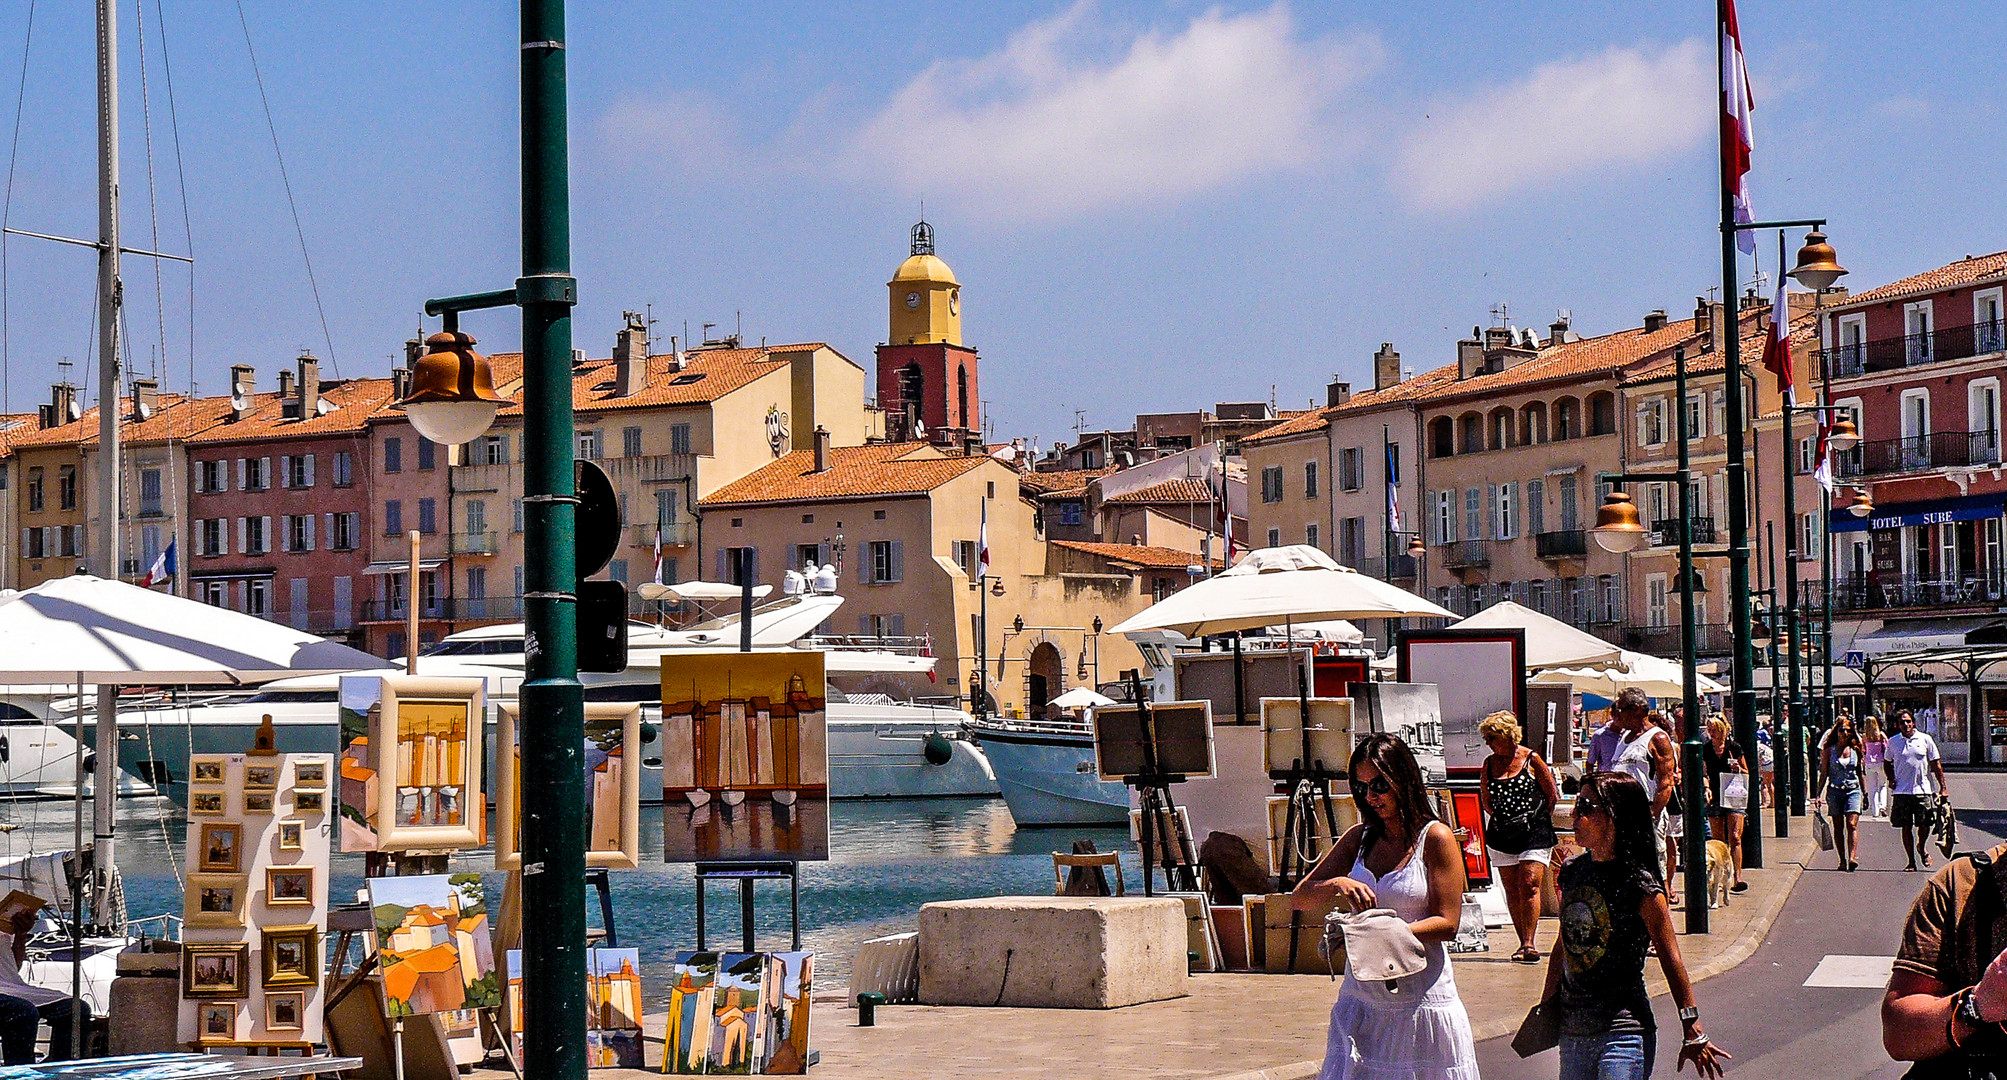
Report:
1124,673,1199,896
693,860,801,952
1274,667,1345,891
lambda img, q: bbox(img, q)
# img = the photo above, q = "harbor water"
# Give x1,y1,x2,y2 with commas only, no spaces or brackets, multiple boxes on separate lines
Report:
7,795,1140,989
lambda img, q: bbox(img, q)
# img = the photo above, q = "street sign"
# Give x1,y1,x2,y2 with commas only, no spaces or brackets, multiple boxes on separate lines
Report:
575,459,620,581
578,580,629,673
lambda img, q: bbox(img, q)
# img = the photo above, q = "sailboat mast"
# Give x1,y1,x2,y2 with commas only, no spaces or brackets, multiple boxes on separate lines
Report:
92,0,122,927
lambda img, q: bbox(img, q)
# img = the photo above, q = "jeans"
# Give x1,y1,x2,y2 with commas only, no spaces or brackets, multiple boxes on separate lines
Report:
0,994,87,1065
1559,1029,1655,1080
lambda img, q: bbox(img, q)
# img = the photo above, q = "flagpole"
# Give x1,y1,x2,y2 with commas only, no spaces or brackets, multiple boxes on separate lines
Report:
1717,0,1769,863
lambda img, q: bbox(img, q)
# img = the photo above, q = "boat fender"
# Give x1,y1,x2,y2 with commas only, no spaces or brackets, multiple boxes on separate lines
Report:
922,731,954,766
639,722,658,744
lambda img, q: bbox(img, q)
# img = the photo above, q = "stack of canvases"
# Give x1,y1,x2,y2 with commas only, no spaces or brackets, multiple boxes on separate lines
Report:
179,753,333,1048
665,952,813,1075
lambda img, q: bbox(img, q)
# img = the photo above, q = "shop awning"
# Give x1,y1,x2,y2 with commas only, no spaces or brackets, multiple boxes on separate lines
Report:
1854,616,2007,657
1831,491,2007,533
362,559,445,575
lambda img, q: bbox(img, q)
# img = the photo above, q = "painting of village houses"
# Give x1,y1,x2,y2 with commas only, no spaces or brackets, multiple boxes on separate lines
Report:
505,947,643,1068
660,653,829,862
584,714,628,855
337,675,383,851
665,953,763,1075
369,873,499,1016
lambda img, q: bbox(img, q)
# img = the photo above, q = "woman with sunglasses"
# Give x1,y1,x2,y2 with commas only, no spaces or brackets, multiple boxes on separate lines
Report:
1540,772,1730,1080
1291,734,1477,1080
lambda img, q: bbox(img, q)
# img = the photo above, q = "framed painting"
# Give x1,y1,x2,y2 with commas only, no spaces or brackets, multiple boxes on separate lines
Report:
660,652,829,862
196,1001,238,1045
191,757,226,784
264,992,305,1033
293,790,326,814
1396,628,1527,780
189,790,226,817
261,925,319,989
495,703,641,870
197,822,242,873
293,760,326,789
351,676,486,852
242,791,275,815
244,764,279,791
184,873,249,929
266,866,314,907
277,820,305,851
367,873,499,1016
182,943,249,999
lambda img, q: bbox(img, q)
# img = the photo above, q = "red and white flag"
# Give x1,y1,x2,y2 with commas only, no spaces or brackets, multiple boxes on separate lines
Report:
976,503,990,581
1762,273,1794,403
652,523,664,586
1722,0,1756,254
1813,419,1835,494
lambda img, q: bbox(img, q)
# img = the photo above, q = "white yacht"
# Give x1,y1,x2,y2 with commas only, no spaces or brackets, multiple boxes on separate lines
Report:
0,697,154,801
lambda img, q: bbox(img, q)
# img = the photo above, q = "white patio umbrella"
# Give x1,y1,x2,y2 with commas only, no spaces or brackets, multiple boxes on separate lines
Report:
1273,619,1366,644
1531,649,1728,698
1048,686,1116,710
1451,601,1623,672
1108,546,1453,637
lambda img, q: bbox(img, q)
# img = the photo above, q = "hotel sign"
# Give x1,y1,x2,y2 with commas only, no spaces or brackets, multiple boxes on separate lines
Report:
1831,493,2007,533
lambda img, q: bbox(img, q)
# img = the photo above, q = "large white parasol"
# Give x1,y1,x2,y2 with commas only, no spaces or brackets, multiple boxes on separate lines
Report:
1048,686,1117,710
1531,649,1729,698
1108,546,1453,638
1451,601,1623,672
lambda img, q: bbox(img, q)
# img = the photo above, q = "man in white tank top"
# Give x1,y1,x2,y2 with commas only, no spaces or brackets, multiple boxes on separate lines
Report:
1588,688,1678,885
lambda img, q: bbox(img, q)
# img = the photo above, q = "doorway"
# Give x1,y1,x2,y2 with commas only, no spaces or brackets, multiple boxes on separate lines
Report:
1027,642,1064,715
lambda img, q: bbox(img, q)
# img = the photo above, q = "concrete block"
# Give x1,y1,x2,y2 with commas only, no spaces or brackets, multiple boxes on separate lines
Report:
107,974,180,1056
850,931,920,1005
918,896,1187,1009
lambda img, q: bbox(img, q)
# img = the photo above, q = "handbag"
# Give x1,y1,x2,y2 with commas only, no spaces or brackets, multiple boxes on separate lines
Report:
1512,1001,1562,1058
1937,799,1960,859
1331,908,1428,988
1812,803,1835,852
1721,773,1750,812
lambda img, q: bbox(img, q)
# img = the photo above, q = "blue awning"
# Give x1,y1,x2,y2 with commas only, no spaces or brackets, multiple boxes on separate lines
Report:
1830,491,2007,533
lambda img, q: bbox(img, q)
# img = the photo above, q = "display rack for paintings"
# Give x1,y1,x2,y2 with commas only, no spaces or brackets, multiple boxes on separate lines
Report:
1261,666,1356,889
1094,675,1211,895
494,703,642,870
176,751,334,1050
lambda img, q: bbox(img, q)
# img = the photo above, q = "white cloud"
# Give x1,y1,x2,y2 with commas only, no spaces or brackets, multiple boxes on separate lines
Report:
1394,40,1713,212
843,2,1376,225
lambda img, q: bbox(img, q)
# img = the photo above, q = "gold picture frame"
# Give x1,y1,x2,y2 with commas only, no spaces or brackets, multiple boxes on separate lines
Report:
184,873,249,929
182,942,249,999
197,822,242,873
369,676,486,852
196,1001,238,1044
191,757,226,783
277,820,304,851
292,760,326,789
264,991,305,1033
260,925,318,989
495,702,641,870
265,866,313,907
242,791,275,815
243,764,279,790
292,790,325,814
189,789,226,816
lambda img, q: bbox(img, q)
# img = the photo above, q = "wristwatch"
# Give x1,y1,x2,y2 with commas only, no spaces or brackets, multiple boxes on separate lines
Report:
1679,1006,1700,1024
1958,987,1989,1029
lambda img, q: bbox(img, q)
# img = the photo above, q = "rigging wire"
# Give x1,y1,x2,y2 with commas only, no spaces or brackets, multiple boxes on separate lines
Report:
234,0,338,377
148,0,196,404
1,0,36,417
134,0,169,394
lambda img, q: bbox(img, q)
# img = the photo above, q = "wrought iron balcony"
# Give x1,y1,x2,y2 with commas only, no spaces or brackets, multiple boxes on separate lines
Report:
448,530,498,555
1820,320,2007,377
1834,430,2003,479
1441,540,1490,569
1535,530,1587,559
1357,554,1419,580
628,521,696,548
1821,573,2007,613
1625,622,1733,656
1650,517,1716,546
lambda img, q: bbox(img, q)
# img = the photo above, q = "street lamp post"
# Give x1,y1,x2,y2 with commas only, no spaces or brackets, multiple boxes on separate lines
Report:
1594,344,1711,933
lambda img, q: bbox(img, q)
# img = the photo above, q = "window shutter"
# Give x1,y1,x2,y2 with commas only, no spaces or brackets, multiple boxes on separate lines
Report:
888,541,903,582
237,517,247,553
238,458,247,489
889,614,906,637
18,528,25,555
281,456,293,488
1486,484,1497,539
260,458,272,488
859,549,872,584
325,513,335,549
262,517,273,553
716,548,728,582
304,454,315,487
788,546,800,572
304,515,315,551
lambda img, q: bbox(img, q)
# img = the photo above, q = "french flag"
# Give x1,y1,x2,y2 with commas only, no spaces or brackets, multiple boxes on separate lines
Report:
138,539,176,589
1722,0,1756,254
1761,272,1793,404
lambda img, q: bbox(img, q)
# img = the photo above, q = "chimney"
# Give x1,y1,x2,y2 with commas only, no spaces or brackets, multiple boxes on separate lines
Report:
615,311,649,397
1373,343,1402,391
404,337,425,368
1549,314,1571,346
1692,297,1712,336
665,335,684,373
1326,379,1352,407
230,364,255,421
391,367,412,400
131,377,159,422
1457,333,1485,380
812,425,830,472
276,369,296,398
1644,309,1669,333
297,353,321,418
1484,325,1514,350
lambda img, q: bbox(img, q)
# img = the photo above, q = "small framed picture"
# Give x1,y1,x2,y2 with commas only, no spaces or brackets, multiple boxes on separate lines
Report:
293,790,325,814
242,791,275,814
244,764,279,790
197,822,242,873
191,757,226,783
197,1001,237,1044
189,789,226,816
264,991,305,1033
265,866,313,906
261,925,318,988
183,942,249,999
277,820,304,851
184,873,249,929
293,760,326,788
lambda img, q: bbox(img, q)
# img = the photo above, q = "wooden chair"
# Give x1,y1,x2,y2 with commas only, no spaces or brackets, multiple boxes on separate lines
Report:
1052,852,1124,896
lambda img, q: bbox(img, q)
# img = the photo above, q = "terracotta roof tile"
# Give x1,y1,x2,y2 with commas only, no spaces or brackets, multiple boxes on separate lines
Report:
434,343,829,423
1828,250,2007,311
1242,367,1463,446
1240,408,1333,444
1051,540,1221,570
1102,478,1214,504
1034,486,1089,501
1018,468,1114,495
8,392,250,450
1621,310,1812,385
699,441,990,507
186,379,397,444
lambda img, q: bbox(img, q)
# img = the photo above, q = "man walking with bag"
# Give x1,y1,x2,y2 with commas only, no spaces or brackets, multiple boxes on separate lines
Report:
1888,711,1950,873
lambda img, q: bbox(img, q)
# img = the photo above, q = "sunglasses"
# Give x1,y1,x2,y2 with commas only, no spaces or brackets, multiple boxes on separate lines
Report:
1573,799,1605,818
1350,776,1393,797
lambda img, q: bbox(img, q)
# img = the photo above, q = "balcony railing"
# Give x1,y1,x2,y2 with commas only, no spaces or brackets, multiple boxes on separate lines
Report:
628,521,697,548
1441,540,1490,569
1535,530,1587,559
1626,622,1734,655
1359,554,1419,580
361,599,447,622
1821,320,2007,377
1650,517,1716,546
448,530,498,555
595,453,697,485
1835,430,2003,479
1821,573,2007,613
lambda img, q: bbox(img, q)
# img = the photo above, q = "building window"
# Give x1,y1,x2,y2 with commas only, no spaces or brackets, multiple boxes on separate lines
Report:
1496,482,1516,540
466,567,487,617
513,498,525,534
198,518,223,556
58,465,76,510
1338,449,1361,491
1646,574,1668,628
1559,479,1579,532
417,439,436,471
953,540,977,577
383,437,402,474
332,451,353,487
24,528,43,559
1058,501,1083,526
1433,491,1453,545
864,540,903,584
609,559,629,584
1266,527,1281,547
1306,523,1320,551
482,435,509,465
244,516,269,556
384,499,403,536
1638,399,1667,447
196,459,223,493
418,498,437,534
655,489,680,528
246,579,268,617
1339,517,1363,565
243,457,269,491
286,454,314,489
200,581,227,607
332,512,357,551
1600,574,1621,623
286,515,313,553
1306,460,1322,499
1684,395,1705,440
670,423,692,455
1464,488,1481,540
861,613,906,638
420,570,441,614
576,429,601,460
467,500,487,536
25,467,42,511
1526,479,1545,535
1261,466,1283,504
623,427,644,458
139,468,163,516
1800,512,1819,562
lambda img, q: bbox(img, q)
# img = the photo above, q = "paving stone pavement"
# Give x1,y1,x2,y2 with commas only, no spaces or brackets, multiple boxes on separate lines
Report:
485,827,1816,1080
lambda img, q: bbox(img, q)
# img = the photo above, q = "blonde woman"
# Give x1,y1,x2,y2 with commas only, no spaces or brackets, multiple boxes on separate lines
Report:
1703,717,1750,894
1477,710,1559,964
1861,715,1890,819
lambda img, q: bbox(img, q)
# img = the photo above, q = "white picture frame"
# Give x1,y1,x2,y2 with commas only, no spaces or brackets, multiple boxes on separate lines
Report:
494,702,641,870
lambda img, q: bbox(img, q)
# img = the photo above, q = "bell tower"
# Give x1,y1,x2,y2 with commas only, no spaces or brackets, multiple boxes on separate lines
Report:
877,220,980,446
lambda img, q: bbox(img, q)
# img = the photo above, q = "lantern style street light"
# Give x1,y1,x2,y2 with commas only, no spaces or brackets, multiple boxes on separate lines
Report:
398,328,507,446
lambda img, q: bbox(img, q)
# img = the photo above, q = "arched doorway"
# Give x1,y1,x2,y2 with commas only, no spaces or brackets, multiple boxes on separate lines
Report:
1027,642,1064,714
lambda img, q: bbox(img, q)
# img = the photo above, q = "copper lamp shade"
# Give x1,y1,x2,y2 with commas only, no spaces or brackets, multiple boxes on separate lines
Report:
1787,229,1848,292
1592,490,1649,553
1826,415,1861,452
398,330,507,445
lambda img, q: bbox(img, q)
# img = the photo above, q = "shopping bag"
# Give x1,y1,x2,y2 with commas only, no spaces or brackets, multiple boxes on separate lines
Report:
1721,774,1750,812
1812,803,1835,852
1936,799,1959,859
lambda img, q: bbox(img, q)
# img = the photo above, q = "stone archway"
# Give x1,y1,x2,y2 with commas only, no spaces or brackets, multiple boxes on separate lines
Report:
1027,641,1065,713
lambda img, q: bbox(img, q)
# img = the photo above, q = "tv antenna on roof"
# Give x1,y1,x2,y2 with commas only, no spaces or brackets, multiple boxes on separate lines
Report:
56,358,74,385
1489,302,1511,327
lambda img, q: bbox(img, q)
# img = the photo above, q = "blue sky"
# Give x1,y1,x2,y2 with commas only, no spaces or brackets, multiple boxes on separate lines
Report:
0,2,2001,449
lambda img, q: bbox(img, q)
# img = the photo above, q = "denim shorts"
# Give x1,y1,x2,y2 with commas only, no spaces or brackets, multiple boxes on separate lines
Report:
1559,1029,1656,1080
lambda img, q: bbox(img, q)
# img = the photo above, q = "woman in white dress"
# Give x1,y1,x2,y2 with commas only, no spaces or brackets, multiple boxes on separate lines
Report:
1291,733,1479,1080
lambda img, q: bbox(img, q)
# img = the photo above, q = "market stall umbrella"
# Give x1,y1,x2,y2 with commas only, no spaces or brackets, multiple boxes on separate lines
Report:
1272,619,1365,644
0,574,383,685
1451,601,1623,672
1048,686,1116,710
1531,649,1728,698
1108,546,1453,638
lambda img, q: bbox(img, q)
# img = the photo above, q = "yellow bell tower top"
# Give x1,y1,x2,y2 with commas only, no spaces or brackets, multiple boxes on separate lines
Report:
888,220,961,346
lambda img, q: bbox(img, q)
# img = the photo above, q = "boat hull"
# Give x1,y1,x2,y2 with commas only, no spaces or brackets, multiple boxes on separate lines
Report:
972,726,1130,826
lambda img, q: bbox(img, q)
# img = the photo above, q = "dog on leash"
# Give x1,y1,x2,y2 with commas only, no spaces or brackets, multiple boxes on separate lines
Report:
1705,839,1734,909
